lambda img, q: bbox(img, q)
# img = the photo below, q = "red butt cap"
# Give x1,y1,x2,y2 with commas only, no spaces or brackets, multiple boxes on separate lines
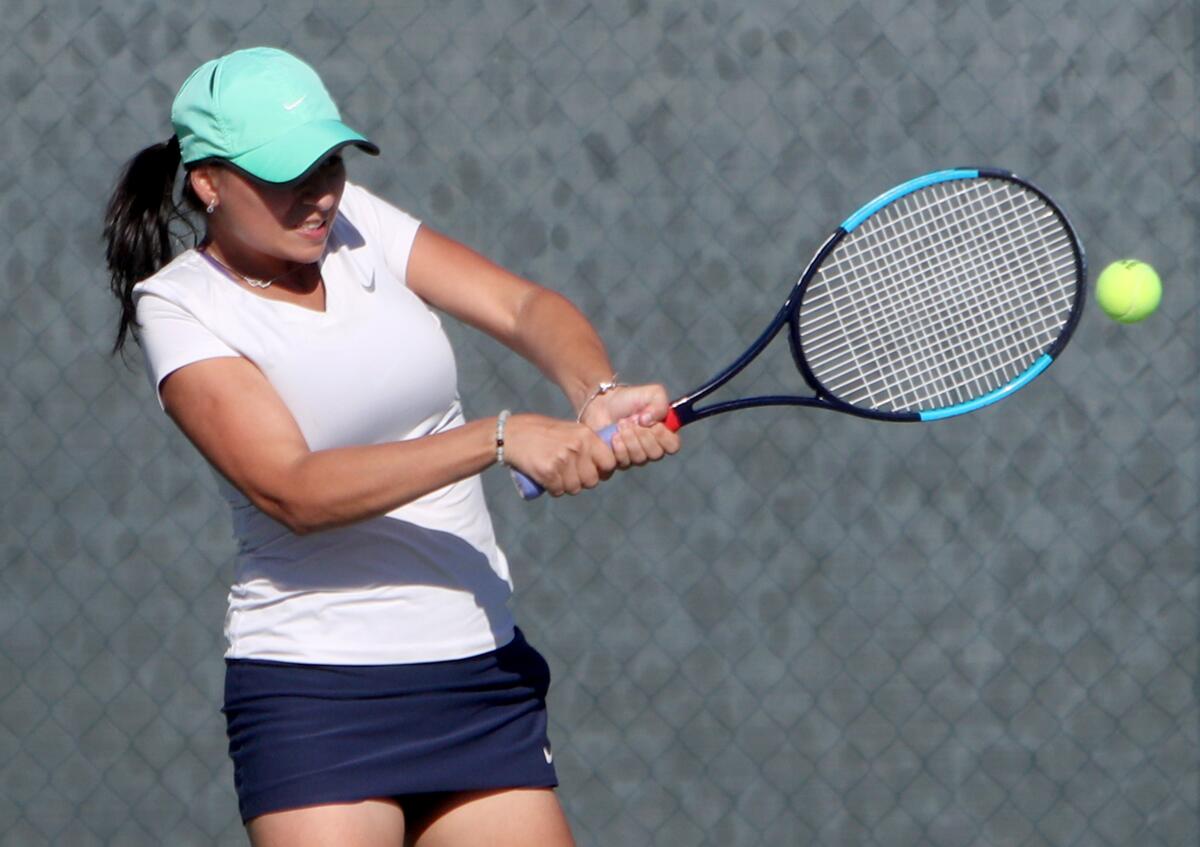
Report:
664,408,682,432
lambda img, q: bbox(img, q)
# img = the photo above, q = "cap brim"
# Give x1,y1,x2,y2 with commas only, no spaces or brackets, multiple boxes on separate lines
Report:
228,119,380,184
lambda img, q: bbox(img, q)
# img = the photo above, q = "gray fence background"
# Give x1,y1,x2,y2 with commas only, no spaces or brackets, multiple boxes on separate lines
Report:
1,0,1196,844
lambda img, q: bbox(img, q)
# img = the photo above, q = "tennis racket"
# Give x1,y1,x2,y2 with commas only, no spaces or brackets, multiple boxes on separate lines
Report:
514,167,1085,500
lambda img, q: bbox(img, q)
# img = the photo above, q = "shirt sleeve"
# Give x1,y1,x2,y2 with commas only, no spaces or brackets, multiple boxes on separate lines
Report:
134,290,241,409
338,182,423,287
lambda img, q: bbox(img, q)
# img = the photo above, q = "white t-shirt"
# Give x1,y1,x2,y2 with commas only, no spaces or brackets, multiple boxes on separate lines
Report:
132,182,515,665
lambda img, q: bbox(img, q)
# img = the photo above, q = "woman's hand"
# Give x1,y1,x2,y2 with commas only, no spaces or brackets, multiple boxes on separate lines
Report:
578,383,682,470
502,414,619,497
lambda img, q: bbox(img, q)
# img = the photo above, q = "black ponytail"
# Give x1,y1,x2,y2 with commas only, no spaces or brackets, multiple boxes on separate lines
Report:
103,135,201,355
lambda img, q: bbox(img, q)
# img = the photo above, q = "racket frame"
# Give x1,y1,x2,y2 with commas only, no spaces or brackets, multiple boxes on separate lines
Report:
666,167,1086,430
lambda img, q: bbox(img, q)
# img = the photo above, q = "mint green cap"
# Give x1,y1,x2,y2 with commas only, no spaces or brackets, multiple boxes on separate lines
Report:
171,47,378,184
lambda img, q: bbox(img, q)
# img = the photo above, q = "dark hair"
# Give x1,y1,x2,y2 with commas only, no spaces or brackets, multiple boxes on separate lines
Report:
102,136,203,355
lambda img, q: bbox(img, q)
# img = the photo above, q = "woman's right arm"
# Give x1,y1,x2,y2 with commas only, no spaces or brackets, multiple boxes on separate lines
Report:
160,356,617,534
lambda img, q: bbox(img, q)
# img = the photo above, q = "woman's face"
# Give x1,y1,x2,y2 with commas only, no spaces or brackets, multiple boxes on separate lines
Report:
191,153,347,273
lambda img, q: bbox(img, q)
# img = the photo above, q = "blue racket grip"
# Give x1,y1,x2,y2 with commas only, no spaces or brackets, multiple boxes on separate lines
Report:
511,423,619,500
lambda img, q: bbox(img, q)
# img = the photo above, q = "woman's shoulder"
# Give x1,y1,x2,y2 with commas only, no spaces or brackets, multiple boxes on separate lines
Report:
131,248,226,315
337,182,421,233
335,180,377,226
339,179,385,213
133,249,207,295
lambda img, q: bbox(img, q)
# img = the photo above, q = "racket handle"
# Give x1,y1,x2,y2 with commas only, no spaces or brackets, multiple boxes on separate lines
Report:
510,423,619,501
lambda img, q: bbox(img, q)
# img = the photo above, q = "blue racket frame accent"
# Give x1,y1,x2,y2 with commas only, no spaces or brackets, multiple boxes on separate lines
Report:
917,354,1054,421
841,168,980,232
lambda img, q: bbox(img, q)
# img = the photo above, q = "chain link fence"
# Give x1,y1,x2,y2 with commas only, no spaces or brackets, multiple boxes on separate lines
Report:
1,0,1196,844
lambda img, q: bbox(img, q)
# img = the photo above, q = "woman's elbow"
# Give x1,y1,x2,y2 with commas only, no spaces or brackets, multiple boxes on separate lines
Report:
249,491,330,536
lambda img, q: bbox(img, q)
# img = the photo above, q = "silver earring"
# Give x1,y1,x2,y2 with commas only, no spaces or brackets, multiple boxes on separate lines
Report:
206,199,217,214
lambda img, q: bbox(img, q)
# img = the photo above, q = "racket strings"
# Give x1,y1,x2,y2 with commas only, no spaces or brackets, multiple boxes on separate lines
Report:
820,184,1075,407
821,184,1062,351
805,191,1043,394
862,195,1073,408
895,202,1075,407
799,179,1077,412
813,203,1072,401
804,204,1073,363
824,194,1072,410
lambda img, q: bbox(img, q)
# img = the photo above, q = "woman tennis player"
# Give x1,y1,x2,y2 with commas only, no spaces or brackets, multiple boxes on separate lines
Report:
103,47,678,846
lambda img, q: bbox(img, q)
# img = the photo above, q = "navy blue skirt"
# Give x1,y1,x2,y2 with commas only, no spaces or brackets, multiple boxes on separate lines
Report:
223,629,558,822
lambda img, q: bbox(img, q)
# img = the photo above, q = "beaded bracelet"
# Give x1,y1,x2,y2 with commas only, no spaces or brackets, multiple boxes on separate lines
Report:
495,409,511,465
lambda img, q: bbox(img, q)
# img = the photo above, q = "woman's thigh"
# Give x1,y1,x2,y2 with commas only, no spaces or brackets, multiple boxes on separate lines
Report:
247,798,406,847
405,787,575,847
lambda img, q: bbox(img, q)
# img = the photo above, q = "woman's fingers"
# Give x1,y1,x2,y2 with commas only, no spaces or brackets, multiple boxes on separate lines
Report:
611,419,680,468
505,415,615,496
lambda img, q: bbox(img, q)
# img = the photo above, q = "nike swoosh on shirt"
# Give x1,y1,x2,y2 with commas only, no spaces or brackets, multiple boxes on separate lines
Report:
361,270,376,292
283,96,307,111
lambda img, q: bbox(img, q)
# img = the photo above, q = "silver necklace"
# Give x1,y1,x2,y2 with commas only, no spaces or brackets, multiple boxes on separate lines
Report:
201,246,306,289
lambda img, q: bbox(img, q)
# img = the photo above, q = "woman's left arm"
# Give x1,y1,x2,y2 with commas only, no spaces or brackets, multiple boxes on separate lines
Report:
406,225,680,466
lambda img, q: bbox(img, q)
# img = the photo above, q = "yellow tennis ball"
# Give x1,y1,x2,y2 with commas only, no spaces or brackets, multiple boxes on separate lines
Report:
1095,259,1162,323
